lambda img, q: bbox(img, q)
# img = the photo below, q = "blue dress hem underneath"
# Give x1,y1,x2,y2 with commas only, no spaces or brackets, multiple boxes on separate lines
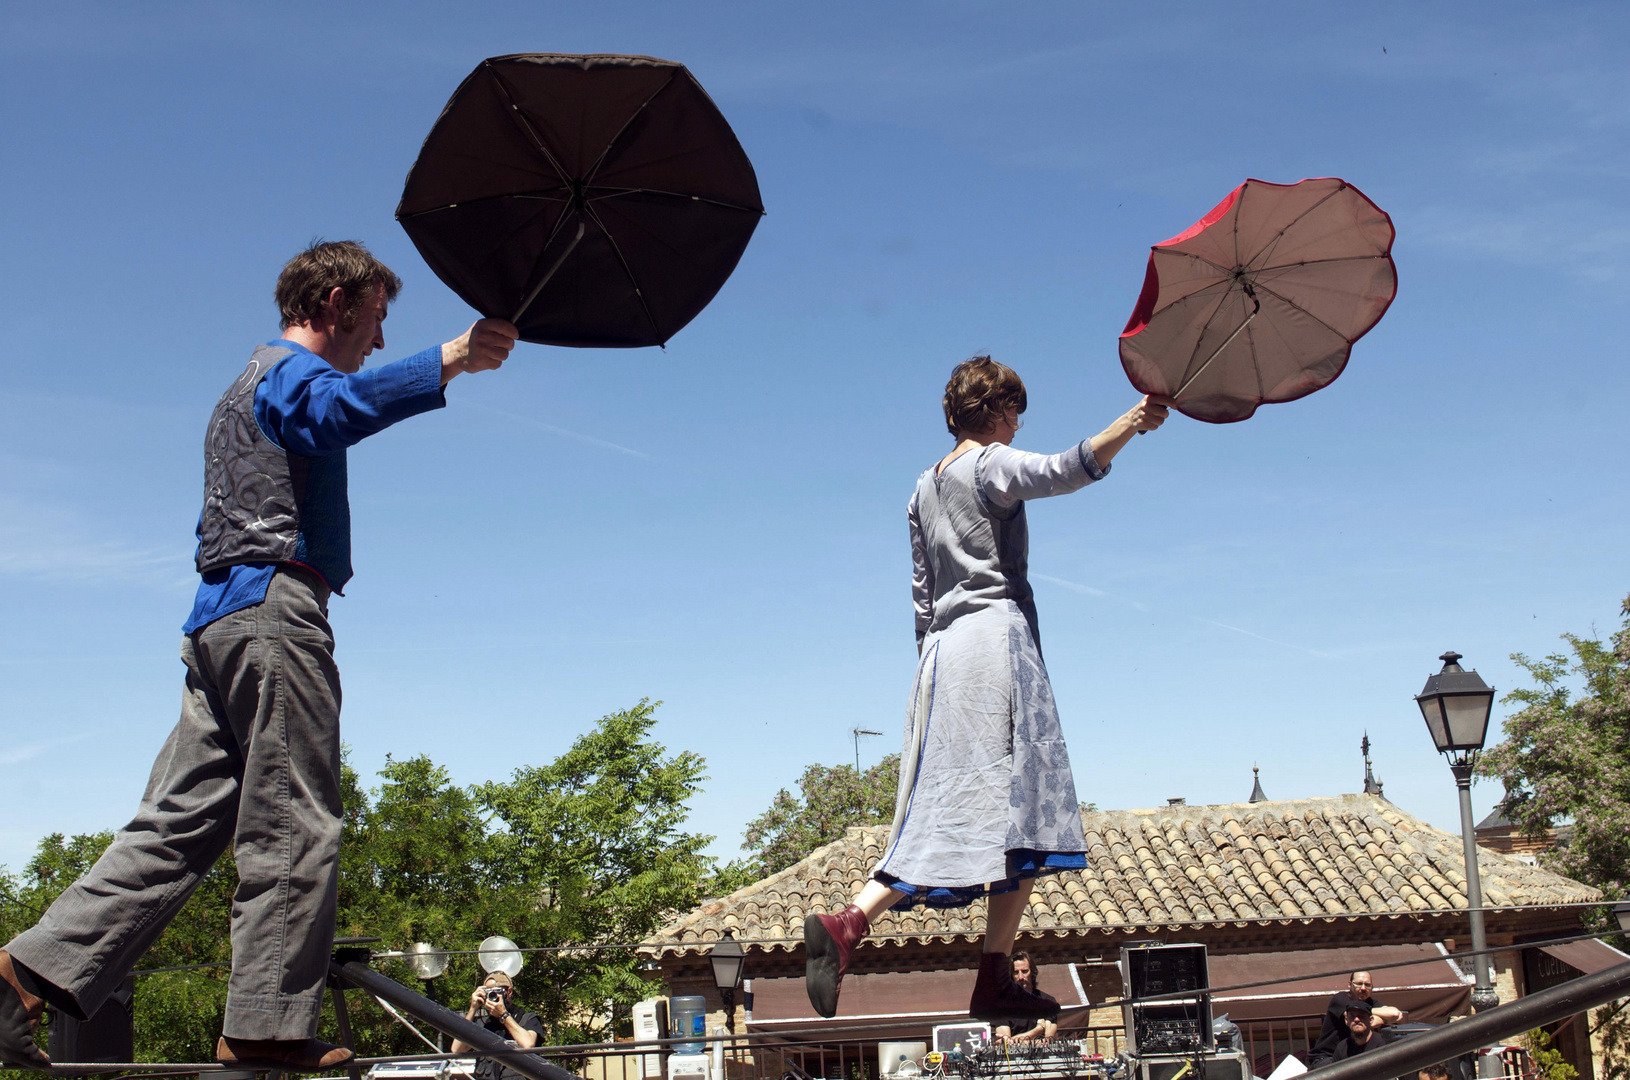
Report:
874,849,1087,910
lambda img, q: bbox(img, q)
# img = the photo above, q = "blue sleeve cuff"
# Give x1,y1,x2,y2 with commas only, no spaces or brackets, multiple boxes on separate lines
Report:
1077,440,1111,482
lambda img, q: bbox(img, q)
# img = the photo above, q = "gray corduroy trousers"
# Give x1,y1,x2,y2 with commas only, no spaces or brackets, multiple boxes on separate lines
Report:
7,567,344,1040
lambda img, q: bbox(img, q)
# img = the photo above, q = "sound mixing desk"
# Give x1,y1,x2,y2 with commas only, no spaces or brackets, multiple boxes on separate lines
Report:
935,1039,1115,1080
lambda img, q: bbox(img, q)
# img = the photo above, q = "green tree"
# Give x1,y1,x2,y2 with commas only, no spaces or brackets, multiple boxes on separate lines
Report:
1522,1027,1578,1080
1479,592,1630,1080
741,755,900,877
1479,592,1630,900
476,698,715,1042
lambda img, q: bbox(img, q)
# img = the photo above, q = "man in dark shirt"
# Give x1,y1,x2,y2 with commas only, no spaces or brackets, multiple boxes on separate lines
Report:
992,953,1060,1042
1312,971,1404,1059
452,973,546,1080
1311,1001,1391,1065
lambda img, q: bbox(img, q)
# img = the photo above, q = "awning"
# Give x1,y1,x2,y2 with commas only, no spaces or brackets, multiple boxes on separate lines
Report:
1536,938,1630,977
745,964,1092,1039
1210,944,1471,1023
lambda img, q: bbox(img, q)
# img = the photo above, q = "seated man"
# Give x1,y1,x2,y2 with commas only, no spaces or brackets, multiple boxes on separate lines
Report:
451,972,545,1080
992,953,1059,1043
1310,1001,1391,1065
1311,971,1404,1059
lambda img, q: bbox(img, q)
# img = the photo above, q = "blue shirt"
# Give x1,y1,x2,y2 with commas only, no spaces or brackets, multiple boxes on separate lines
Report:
183,340,446,634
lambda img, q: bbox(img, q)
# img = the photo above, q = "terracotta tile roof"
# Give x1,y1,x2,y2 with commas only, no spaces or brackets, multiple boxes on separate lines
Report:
646,794,1598,956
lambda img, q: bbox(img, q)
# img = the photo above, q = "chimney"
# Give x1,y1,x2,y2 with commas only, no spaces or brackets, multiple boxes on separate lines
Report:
1167,797,1186,806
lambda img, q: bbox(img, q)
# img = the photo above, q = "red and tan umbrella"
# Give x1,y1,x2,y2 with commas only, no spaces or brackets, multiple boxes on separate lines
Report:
1119,177,1397,424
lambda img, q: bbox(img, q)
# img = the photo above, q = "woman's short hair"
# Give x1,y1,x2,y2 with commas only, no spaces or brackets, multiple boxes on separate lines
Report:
943,356,1027,437
275,239,403,331
1009,950,1039,990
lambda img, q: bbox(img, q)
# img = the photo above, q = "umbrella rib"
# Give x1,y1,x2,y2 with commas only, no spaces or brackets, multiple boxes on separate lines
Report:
399,189,570,218
581,201,664,344
483,61,573,188
1162,249,1235,278
1233,181,1246,268
1178,283,1246,390
587,187,763,214
457,201,571,273
1242,183,1348,270
1249,280,1353,344
1250,253,1391,273
582,68,682,187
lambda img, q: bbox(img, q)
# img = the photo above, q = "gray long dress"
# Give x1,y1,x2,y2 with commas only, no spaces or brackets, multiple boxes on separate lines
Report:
872,438,1108,907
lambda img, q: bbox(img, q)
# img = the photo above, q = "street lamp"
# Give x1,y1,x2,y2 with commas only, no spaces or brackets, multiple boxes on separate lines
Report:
709,932,746,1034
1613,902,1630,935
1416,651,1500,1075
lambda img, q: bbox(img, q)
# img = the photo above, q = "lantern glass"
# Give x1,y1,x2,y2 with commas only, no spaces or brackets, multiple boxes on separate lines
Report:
1443,691,1494,750
709,935,745,991
1418,696,1451,753
1615,902,1630,934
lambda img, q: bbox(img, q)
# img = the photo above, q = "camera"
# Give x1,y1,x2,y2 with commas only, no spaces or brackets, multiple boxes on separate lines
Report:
483,989,505,1004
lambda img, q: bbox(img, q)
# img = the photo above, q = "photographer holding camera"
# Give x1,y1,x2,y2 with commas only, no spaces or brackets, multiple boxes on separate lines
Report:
450,973,544,1080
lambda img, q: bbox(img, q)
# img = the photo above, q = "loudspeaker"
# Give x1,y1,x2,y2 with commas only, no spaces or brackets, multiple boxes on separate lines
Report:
1135,1051,1249,1080
48,974,134,1064
1120,944,1212,1055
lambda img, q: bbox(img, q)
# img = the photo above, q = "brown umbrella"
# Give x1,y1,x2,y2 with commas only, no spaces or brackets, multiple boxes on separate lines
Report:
397,54,764,348
1118,177,1397,424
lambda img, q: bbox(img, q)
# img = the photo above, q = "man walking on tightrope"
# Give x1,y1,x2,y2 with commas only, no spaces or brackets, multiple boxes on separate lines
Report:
0,241,517,1072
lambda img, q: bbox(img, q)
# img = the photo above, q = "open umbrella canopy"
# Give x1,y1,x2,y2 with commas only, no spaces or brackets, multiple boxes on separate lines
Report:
1118,177,1397,424
397,54,764,348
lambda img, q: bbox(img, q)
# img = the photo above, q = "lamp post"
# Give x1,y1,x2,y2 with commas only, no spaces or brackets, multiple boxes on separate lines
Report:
1415,651,1501,1077
709,932,746,1034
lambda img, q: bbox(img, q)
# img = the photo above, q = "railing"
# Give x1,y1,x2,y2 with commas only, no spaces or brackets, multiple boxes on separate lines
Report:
577,1027,1130,1080
325,955,1630,1080
1236,1016,1322,1077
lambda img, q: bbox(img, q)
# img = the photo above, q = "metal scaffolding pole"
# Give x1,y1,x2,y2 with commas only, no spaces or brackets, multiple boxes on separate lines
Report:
329,959,577,1080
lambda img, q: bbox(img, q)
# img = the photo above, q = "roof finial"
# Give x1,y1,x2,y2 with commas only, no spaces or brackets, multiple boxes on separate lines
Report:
1249,764,1267,803
1362,732,1384,796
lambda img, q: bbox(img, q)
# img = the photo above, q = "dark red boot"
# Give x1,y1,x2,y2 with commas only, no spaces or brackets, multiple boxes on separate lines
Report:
968,951,1060,1021
804,904,869,1018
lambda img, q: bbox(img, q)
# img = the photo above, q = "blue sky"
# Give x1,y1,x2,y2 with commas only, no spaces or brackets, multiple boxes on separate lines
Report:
2,2,1627,882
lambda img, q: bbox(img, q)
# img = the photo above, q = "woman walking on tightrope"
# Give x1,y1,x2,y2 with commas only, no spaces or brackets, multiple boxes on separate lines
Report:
804,357,1171,1021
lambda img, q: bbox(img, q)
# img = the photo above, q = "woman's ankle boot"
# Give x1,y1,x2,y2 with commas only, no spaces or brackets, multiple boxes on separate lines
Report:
803,904,870,1018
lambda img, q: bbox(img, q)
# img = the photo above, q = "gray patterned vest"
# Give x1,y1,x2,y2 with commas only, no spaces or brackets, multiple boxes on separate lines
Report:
194,344,353,591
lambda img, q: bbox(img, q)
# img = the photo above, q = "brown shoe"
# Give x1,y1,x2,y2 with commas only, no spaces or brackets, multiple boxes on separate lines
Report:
216,1035,355,1071
0,952,49,1071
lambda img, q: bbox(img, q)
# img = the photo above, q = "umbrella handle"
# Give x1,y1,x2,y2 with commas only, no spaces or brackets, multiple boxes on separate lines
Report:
511,220,587,324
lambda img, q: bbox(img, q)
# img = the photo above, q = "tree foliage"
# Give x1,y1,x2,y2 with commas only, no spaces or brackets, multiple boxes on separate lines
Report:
1479,593,1630,1080
740,755,901,877
0,700,716,1073
1522,1027,1578,1080
1479,592,1630,901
